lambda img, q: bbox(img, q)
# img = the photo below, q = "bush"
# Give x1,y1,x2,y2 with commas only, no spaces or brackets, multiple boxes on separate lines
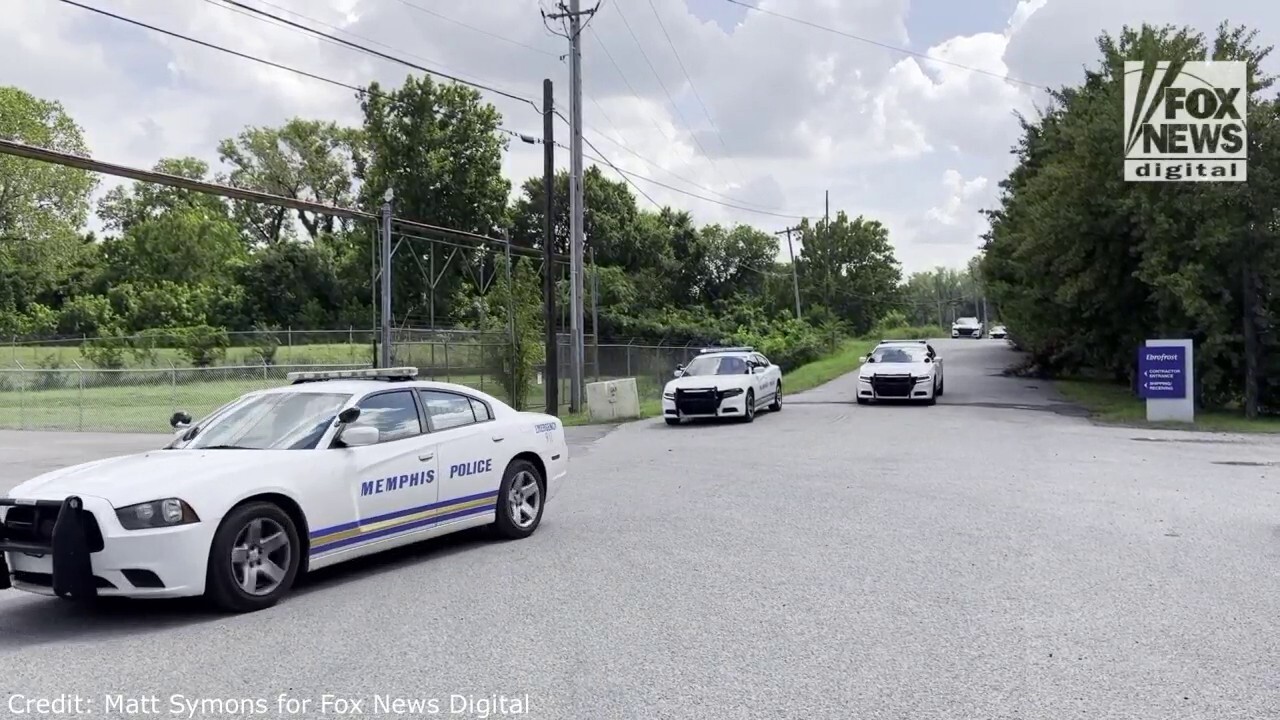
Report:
726,318,828,372
871,324,946,341
81,327,130,369
173,325,230,367
251,323,282,365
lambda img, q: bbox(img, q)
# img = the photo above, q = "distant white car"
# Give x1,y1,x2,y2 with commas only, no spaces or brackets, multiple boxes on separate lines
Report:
990,324,1008,340
662,347,782,425
1,367,569,613
951,317,984,338
856,340,943,405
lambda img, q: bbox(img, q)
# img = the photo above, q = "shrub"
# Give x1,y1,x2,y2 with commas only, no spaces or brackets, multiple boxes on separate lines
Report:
82,327,129,369
251,323,282,365
173,325,230,367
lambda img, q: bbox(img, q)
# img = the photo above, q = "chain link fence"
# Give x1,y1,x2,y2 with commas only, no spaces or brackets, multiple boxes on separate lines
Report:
0,339,702,433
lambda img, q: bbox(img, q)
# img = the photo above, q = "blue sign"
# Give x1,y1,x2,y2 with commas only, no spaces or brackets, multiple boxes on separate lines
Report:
1137,346,1187,399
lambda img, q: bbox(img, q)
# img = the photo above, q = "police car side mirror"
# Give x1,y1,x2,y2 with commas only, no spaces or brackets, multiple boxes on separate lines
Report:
170,411,192,429
341,425,379,447
924,357,933,363
337,407,362,424
752,365,766,374
674,367,684,378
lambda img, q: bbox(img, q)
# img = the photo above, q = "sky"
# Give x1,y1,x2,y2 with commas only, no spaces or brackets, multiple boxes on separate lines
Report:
1,0,1276,275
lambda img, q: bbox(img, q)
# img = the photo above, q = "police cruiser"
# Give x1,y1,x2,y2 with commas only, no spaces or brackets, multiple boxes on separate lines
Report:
856,340,944,405
661,347,782,425
0,368,568,613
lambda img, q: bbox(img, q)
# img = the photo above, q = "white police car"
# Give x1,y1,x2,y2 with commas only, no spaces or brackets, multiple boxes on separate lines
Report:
661,347,782,425
0,368,568,613
856,340,944,405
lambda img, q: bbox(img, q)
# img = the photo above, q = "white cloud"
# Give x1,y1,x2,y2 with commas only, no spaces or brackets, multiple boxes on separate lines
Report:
2,0,1276,275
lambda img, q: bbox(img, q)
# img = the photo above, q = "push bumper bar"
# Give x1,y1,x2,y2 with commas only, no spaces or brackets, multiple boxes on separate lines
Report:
0,496,99,599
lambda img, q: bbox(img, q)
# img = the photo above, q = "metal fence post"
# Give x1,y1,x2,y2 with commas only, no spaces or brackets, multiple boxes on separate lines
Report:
74,361,84,431
169,361,177,411
262,361,269,385
626,339,634,378
16,361,25,431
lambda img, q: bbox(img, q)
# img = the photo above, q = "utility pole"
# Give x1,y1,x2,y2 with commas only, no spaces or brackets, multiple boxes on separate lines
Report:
542,78,558,416
773,227,802,320
824,190,831,316
379,189,393,368
547,0,597,413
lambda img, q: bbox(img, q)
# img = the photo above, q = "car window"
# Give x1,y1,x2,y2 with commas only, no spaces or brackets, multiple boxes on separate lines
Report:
681,354,750,376
756,354,771,367
356,391,423,443
419,390,479,431
470,398,492,422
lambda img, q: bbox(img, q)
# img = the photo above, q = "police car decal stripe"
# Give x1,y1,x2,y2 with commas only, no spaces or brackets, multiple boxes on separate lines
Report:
309,490,499,539
308,491,499,556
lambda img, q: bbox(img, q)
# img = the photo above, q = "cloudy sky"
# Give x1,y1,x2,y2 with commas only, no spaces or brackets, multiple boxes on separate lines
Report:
2,0,1275,274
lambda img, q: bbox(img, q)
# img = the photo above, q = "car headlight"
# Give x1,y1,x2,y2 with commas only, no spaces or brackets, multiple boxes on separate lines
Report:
663,391,674,399
914,375,933,383
116,498,200,530
720,388,743,397
858,375,873,382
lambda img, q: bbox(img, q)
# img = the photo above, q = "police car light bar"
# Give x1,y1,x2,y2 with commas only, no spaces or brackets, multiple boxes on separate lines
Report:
878,339,928,345
286,367,419,384
699,346,754,354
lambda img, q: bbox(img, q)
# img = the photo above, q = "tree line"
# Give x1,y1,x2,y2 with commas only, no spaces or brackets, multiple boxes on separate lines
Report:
0,77,941,372
980,22,1278,416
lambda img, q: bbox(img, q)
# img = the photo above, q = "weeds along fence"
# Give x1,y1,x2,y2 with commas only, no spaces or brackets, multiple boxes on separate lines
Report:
0,341,704,433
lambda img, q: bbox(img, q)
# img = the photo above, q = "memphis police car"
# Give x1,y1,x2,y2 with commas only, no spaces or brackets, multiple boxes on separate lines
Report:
661,347,782,425
0,368,568,613
856,340,944,405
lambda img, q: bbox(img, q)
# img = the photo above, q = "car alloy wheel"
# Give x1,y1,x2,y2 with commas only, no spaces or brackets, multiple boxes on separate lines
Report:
769,382,782,411
742,390,756,422
231,517,292,597
507,469,542,531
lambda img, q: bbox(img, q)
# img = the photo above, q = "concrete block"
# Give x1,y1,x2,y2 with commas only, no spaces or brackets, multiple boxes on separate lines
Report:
586,378,640,422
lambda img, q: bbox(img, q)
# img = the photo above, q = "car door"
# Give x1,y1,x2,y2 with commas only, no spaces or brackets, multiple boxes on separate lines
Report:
417,389,503,525
751,353,774,399
336,389,439,550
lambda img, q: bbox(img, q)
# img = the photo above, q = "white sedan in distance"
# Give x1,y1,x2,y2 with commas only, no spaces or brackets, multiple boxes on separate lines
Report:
0,368,568,613
856,340,944,405
662,347,782,425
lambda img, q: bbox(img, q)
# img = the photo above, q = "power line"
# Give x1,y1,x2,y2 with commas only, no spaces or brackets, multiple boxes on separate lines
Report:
59,0,547,145
391,0,561,58
721,0,1050,91
643,0,745,177
214,0,541,110
610,1,736,191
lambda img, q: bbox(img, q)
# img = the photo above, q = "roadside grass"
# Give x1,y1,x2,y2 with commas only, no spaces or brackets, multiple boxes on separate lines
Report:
1055,379,1280,434
3,342,381,369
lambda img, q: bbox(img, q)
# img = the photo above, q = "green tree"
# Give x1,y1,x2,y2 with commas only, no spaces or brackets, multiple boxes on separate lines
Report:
358,75,510,325
0,87,98,314
217,119,362,245
981,21,1277,413
797,212,902,334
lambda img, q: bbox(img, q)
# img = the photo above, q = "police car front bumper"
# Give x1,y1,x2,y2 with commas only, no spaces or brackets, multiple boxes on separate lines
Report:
663,387,749,419
1,495,213,599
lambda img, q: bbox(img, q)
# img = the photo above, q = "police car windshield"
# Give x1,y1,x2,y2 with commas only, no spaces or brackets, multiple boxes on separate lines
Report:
871,346,928,363
681,354,750,376
184,392,351,450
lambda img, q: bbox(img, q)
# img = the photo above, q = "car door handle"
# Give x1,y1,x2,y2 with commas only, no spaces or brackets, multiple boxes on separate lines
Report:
418,452,434,461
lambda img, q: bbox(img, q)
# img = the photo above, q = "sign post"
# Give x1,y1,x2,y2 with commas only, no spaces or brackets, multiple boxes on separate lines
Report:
1137,339,1194,423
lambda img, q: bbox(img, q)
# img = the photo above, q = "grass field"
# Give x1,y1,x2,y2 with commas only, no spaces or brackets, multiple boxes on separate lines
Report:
4,342,383,369
1055,379,1280,433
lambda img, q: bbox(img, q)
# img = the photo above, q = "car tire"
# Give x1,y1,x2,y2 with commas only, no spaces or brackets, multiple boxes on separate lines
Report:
664,417,680,426
741,390,756,422
937,376,944,397
768,382,782,411
205,501,302,614
925,392,938,406
856,397,869,405
493,458,545,540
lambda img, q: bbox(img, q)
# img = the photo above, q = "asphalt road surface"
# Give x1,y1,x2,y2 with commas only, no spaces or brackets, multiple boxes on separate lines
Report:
2,338,1278,719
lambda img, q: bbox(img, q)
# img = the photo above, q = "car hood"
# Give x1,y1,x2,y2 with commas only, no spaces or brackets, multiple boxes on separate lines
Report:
664,374,752,392
6,450,319,507
860,362,933,378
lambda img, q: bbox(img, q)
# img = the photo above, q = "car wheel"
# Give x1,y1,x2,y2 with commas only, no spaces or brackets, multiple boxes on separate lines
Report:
768,382,782,411
494,458,545,540
925,392,938,406
664,417,680,426
937,376,944,397
741,390,756,422
856,397,869,405
205,501,301,614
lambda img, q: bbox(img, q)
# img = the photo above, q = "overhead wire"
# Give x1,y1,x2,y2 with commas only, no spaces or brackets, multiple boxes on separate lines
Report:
59,0,548,145
608,1,736,193
391,0,562,57
720,0,1051,91
642,0,747,181
214,0,542,110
